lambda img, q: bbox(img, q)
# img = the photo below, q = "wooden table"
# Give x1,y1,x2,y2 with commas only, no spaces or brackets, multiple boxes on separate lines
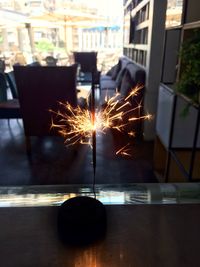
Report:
0,203,200,267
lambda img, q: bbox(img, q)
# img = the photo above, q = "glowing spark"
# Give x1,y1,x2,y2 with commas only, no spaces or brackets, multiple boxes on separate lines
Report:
116,101,130,111
129,114,152,121
50,86,151,152
124,85,143,101
128,131,136,137
116,143,132,157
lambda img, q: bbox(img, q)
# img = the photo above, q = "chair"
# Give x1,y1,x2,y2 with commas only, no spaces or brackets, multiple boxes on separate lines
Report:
73,52,97,73
5,71,18,99
27,61,41,67
73,51,100,86
44,56,57,66
0,59,6,73
14,65,77,154
0,72,21,119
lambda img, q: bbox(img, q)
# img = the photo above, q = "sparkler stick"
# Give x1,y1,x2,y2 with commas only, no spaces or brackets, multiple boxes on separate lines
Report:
91,71,96,179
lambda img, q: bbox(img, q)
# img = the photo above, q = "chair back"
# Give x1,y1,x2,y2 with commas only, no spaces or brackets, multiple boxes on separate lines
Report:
14,65,77,136
0,59,6,73
27,61,41,67
0,72,21,119
45,56,57,66
0,73,7,102
73,52,97,73
6,71,18,99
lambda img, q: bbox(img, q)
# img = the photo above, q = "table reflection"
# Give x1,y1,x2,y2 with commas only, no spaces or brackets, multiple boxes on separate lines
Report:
0,183,199,207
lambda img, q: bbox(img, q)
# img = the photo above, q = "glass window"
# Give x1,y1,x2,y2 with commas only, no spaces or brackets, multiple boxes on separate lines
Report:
166,0,183,28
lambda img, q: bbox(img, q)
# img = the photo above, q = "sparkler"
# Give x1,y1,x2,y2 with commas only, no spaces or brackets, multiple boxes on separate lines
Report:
53,83,152,245
50,84,152,200
50,85,152,156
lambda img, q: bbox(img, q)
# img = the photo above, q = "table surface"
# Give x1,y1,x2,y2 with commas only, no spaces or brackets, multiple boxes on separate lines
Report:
0,202,200,267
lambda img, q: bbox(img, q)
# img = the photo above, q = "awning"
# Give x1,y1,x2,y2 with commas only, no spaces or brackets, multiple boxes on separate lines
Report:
0,8,28,28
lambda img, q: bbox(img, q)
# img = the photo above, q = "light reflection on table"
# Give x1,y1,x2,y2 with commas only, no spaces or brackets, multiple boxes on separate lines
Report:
0,183,200,207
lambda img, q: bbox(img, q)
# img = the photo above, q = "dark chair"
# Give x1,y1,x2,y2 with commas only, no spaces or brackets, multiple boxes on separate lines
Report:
73,52,97,73
73,51,100,86
0,73,7,102
27,61,41,67
5,71,18,99
14,65,77,154
45,56,57,66
0,72,21,119
0,59,6,73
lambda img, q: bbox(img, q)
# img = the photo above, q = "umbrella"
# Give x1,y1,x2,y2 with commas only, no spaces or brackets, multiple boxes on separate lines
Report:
0,8,36,54
28,9,106,52
30,9,105,24
0,8,28,25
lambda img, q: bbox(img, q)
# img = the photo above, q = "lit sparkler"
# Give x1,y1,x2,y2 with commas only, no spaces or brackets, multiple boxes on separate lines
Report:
50,85,152,156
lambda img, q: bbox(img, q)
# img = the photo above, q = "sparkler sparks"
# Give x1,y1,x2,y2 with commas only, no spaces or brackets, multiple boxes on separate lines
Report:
50,85,152,156
116,143,132,157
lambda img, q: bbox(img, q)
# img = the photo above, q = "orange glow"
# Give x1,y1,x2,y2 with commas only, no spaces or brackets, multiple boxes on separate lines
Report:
50,85,151,156
116,143,132,157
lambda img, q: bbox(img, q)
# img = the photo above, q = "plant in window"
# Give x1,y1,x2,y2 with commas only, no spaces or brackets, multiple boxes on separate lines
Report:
176,29,200,104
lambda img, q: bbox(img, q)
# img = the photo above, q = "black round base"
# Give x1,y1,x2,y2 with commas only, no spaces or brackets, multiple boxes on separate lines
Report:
57,196,106,246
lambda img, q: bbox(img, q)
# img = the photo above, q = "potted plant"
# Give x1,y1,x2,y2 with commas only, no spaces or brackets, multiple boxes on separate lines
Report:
155,25,200,182
176,28,200,104
156,28,200,149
